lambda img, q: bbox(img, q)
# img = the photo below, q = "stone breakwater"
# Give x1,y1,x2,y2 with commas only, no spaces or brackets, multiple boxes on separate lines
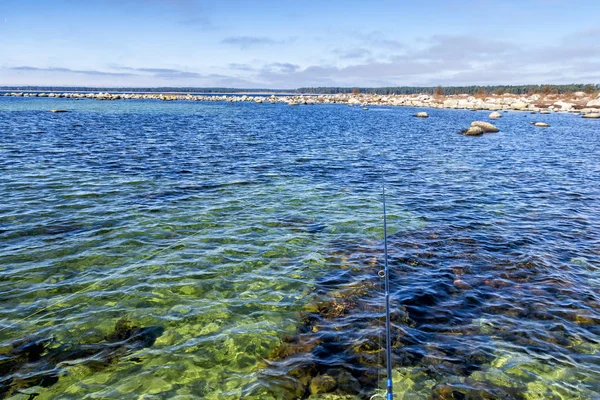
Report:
3,91,600,115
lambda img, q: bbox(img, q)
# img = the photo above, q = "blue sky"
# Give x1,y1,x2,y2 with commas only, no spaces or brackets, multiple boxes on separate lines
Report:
1,0,599,88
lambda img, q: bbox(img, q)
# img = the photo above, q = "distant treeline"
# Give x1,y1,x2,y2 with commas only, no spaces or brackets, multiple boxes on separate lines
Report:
1,84,598,95
0,86,287,94
298,84,600,95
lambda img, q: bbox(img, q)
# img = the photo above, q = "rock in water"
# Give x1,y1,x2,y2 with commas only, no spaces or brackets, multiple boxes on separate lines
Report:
462,126,485,136
310,375,337,395
50,109,68,113
489,111,502,119
414,112,428,118
582,113,600,119
454,279,472,290
534,122,550,127
471,121,499,133
0,319,163,398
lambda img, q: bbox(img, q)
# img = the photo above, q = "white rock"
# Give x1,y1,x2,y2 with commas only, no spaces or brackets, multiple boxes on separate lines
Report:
512,101,528,110
489,111,502,119
586,99,600,107
471,121,499,132
462,126,484,136
534,122,550,127
554,101,575,111
582,113,600,119
443,99,458,107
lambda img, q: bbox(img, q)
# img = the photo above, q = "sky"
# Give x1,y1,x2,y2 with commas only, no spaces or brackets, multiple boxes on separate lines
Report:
1,0,600,88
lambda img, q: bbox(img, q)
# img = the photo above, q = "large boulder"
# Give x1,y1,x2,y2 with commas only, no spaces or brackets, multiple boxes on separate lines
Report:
586,99,600,107
512,101,528,110
554,101,575,111
471,121,499,132
443,99,458,108
489,111,502,119
462,126,485,136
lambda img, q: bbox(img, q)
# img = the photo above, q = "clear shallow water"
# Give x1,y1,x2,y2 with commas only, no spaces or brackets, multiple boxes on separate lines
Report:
0,97,599,399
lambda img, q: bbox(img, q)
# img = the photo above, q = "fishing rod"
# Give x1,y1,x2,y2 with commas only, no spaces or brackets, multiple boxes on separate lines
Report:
382,179,394,400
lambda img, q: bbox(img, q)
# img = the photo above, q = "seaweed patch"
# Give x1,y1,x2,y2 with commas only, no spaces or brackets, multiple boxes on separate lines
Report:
0,319,163,399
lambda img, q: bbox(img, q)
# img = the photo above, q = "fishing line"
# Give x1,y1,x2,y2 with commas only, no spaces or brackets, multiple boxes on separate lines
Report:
0,227,208,335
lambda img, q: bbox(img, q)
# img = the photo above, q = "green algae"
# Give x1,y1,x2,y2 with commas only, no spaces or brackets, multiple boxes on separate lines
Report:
390,367,437,399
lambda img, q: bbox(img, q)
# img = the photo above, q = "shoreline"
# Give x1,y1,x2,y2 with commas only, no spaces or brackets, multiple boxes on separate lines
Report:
2,91,600,114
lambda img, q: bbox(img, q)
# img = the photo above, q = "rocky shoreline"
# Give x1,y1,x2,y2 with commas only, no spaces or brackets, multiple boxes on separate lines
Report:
3,91,600,115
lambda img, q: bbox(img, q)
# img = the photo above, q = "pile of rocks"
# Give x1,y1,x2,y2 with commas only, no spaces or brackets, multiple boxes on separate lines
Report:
461,121,500,136
3,91,600,115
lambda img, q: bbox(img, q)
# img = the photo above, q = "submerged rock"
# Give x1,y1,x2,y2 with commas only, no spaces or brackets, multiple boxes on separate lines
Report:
488,111,502,119
414,112,429,118
533,122,550,127
0,319,163,399
453,279,472,290
50,109,68,113
471,121,499,133
310,374,337,395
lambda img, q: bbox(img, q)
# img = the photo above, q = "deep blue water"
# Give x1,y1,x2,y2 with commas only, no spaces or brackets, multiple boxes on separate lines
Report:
0,97,599,399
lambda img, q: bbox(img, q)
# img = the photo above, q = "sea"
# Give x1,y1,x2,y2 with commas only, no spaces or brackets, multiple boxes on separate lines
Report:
0,96,599,399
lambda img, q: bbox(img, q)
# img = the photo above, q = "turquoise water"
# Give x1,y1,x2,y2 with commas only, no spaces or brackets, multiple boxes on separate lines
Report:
1,97,599,399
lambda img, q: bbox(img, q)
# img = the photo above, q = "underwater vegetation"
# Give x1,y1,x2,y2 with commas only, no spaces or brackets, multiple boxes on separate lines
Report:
0,319,163,399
